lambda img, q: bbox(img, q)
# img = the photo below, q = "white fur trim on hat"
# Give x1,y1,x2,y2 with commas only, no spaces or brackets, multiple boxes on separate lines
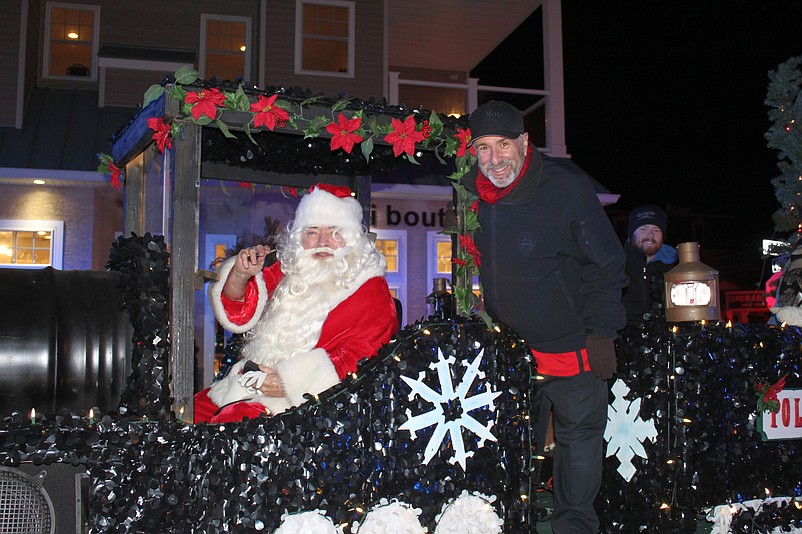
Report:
293,186,363,230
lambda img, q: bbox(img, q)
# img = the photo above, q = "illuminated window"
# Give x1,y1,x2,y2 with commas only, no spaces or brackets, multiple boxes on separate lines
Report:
201,14,251,81
45,3,99,80
295,0,354,76
435,240,452,275
427,232,480,296
375,229,407,324
0,220,64,269
375,238,398,273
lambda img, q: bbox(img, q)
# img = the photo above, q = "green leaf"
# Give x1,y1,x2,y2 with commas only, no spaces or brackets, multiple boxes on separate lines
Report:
275,99,293,112
170,84,187,103
142,85,165,107
433,148,447,166
303,115,330,139
243,122,258,145
331,98,350,112
405,153,419,165
299,96,319,107
96,152,113,173
428,111,444,138
174,65,200,86
192,114,213,126
216,119,237,139
444,135,461,156
476,309,494,328
224,85,250,112
360,136,374,163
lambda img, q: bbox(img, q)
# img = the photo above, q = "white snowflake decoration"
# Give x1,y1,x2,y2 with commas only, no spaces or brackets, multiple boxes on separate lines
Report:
604,379,658,481
398,348,501,470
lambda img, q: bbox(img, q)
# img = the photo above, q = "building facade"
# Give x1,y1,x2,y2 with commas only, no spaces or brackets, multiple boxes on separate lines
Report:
0,0,576,386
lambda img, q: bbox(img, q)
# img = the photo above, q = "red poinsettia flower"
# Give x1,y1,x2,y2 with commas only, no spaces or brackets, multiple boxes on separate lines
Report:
237,182,253,190
384,115,425,157
469,200,479,213
455,127,476,157
147,117,173,153
185,88,226,121
283,186,299,198
325,113,364,154
109,162,122,191
250,94,290,131
459,234,482,267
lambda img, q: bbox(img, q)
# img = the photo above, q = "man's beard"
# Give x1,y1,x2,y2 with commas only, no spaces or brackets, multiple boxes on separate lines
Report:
288,246,351,290
638,240,660,257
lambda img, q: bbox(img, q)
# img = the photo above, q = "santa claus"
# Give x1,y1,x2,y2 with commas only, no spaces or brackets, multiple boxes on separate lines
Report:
194,183,398,423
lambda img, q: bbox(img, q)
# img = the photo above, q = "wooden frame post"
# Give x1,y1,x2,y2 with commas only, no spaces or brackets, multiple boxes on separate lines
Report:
168,100,201,422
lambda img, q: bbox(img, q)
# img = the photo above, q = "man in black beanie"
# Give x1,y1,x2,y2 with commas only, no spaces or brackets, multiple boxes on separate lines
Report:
622,204,678,324
462,100,627,532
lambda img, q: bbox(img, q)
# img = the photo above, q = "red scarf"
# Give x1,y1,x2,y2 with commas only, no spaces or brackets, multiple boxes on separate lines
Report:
475,146,533,204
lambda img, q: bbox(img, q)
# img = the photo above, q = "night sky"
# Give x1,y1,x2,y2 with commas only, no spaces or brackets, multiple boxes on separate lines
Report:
473,1,802,287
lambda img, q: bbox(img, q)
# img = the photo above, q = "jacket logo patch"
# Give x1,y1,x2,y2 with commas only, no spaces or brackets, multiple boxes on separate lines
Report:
518,232,535,255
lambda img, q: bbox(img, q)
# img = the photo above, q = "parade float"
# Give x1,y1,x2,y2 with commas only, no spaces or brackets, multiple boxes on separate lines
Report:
0,65,800,533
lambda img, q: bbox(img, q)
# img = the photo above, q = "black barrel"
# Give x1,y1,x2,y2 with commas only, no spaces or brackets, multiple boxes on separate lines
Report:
0,268,132,415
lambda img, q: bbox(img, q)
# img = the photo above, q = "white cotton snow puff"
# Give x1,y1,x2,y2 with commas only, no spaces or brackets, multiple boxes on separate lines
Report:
352,499,427,534
273,509,342,534
434,491,503,534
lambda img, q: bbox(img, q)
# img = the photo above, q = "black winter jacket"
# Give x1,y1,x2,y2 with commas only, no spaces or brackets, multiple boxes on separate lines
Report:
621,240,678,324
463,147,627,353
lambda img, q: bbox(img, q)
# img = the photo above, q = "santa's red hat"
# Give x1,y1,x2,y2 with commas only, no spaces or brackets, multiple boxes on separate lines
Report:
292,183,363,230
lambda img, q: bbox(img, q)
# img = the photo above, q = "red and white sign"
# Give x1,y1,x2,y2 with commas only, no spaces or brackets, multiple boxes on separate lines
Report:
758,389,802,440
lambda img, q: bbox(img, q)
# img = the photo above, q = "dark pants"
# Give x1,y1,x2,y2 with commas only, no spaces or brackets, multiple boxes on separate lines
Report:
537,371,608,533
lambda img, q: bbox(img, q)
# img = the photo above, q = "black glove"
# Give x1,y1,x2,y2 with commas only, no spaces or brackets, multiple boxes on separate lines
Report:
586,335,617,380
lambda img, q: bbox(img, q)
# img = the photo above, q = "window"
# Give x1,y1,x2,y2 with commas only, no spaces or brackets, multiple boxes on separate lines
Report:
200,14,251,82
374,229,407,324
44,3,100,80
295,0,354,77
0,220,64,269
427,232,480,296
202,234,236,386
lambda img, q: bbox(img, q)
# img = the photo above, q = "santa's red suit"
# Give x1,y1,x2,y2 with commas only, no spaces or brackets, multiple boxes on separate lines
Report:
194,259,397,423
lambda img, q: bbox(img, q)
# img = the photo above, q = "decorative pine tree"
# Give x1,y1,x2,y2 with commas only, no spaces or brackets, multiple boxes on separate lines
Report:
766,54,802,241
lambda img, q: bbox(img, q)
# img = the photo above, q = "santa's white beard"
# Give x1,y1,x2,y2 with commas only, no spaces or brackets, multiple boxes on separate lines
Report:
240,246,352,366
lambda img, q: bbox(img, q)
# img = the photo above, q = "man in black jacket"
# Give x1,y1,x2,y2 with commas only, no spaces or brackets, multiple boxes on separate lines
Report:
622,204,678,324
463,101,627,532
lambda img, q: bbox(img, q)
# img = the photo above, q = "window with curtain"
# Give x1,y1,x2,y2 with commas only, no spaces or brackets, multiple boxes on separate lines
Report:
201,15,251,82
45,3,100,80
296,0,354,76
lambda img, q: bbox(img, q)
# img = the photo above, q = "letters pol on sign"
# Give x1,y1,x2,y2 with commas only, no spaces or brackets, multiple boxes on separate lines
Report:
758,389,802,440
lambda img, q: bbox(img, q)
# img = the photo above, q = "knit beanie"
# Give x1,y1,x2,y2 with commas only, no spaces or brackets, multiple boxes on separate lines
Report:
628,205,667,238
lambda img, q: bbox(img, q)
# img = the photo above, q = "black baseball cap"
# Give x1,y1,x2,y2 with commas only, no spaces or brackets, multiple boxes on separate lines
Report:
468,101,525,145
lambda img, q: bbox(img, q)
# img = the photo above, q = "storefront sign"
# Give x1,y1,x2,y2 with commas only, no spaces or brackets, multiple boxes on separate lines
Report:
758,389,802,440
372,204,447,228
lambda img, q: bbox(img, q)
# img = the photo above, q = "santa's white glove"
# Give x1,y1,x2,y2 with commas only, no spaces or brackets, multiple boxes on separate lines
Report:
238,370,268,394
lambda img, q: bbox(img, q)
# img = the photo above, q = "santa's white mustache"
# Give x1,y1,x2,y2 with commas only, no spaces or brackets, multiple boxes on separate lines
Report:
299,246,353,259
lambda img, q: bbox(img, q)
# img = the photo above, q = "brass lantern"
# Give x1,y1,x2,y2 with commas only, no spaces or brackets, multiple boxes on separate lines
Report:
664,242,721,322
